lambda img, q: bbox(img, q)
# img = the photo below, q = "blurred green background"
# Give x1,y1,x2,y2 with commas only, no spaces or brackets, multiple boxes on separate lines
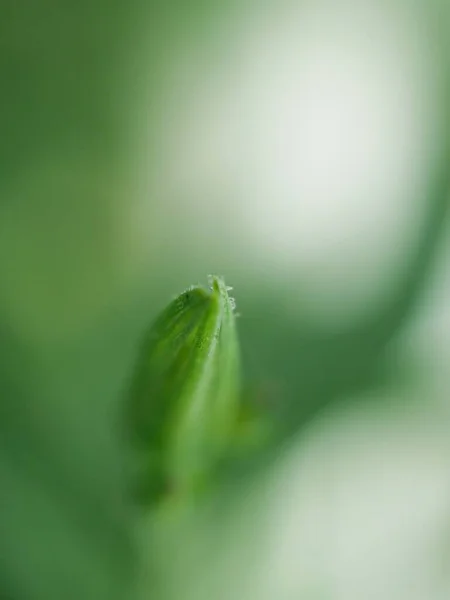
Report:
1,1,450,599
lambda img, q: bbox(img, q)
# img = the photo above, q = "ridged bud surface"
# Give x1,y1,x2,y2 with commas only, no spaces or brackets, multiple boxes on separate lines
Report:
126,276,239,504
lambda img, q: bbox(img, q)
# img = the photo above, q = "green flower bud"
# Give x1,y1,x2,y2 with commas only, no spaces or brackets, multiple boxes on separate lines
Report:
126,275,240,506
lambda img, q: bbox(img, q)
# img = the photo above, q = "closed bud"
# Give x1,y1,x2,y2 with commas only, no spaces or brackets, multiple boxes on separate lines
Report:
126,275,240,505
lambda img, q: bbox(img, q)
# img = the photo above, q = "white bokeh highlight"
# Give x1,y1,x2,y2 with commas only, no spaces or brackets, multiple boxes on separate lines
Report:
132,0,443,323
